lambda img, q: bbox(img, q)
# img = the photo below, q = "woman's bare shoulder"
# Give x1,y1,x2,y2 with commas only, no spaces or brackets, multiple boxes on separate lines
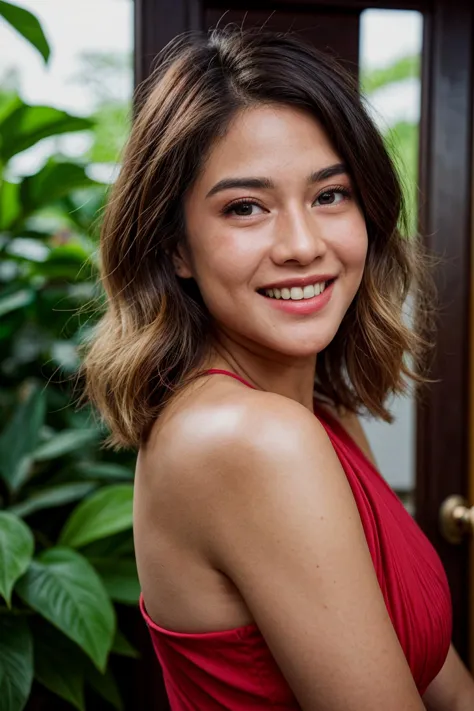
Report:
141,380,323,486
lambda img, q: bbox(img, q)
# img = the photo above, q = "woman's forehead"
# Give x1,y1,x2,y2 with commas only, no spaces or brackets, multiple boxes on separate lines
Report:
194,105,343,192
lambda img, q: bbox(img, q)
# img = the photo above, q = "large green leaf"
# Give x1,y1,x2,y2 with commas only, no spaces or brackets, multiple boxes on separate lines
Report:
0,616,33,711
0,512,34,606
15,547,115,671
19,161,99,219
32,429,101,462
0,384,46,494
31,618,85,711
0,103,93,163
111,628,139,659
59,485,133,549
92,558,140,605
8,482,97,519
0,0,50,63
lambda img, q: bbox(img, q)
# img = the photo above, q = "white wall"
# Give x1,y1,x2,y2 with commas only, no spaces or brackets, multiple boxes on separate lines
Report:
360,393,415,491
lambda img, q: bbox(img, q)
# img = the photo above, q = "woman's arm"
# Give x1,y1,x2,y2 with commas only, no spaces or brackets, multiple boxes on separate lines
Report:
422,644,474,711
339,414,474,711
324,408,474,710
337,413,474,711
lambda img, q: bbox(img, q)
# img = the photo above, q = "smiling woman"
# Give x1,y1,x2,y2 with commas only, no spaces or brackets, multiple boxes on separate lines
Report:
176,103,368,355
76,26,469,711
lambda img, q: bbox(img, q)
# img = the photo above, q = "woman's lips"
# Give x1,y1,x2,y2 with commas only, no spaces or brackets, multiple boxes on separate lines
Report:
258,278,335,315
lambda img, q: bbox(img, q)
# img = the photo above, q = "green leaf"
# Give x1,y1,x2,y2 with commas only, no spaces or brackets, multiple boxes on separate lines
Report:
360,54,420,95
28,242,96,281
81,530,135,559
0,103,93,163
384,120,420,237
0,512,34,606
0,180,21,231
32,429,101,462
92,558,140,606
0,616,33,711
0,0,50,63
15,547,115,671
0,92,21,125
0,384,46,494
8,482,97,518
19,161,99,220
31,618,85,711
59,485,133,549
85,664,123,711
0,288,34,318
111,628,139,659
73,462,134,482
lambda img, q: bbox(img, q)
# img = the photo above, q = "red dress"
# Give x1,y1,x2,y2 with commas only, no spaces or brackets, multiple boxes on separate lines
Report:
139,368,452,709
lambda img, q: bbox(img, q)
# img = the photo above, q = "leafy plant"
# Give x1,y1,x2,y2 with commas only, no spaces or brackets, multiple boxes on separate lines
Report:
360,54,420,96
0,5,140,710
0,0,50,63
360,54,421,237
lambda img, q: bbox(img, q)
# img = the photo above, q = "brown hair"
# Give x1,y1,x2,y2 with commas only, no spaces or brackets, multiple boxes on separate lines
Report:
78,27,434,451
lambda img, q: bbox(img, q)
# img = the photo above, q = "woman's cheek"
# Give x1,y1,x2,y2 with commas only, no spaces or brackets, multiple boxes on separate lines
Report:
332,233,368,268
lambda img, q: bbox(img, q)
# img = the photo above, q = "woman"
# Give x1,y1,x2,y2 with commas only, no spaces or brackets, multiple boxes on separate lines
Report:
81,27,474,710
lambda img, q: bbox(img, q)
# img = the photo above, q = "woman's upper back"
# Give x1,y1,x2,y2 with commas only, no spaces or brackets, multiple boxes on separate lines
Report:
134,369,451,710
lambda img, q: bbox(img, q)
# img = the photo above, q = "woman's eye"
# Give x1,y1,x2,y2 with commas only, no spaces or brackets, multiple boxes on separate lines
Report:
224,201,264,217
315,189,348,206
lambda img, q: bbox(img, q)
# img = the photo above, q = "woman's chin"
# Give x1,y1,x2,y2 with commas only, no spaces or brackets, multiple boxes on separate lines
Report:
258,334,336,359
275,323,340,355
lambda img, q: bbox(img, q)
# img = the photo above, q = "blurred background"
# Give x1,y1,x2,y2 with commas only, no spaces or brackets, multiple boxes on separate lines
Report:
0,1,472,709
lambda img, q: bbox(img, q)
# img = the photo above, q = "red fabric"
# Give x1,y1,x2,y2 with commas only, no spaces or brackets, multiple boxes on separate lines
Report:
139,368,452,709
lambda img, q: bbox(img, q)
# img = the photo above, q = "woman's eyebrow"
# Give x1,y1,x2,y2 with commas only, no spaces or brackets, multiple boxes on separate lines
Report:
205,176,273,198
205,162,347,198
309,162,347,183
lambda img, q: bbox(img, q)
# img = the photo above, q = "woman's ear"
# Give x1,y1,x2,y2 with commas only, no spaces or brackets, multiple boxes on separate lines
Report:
171,244,194,279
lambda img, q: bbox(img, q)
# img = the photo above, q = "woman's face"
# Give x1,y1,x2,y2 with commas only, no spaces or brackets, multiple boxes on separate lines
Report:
177,103,368,361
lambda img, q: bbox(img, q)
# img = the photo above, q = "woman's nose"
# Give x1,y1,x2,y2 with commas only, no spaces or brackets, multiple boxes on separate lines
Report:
271,209,327,265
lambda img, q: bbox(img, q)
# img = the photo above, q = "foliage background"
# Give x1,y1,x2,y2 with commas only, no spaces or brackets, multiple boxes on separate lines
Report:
0,3,141,710
0,2,421,710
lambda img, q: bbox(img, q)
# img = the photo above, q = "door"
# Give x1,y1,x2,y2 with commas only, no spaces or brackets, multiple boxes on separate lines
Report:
415,0,473,666
135,0,474,671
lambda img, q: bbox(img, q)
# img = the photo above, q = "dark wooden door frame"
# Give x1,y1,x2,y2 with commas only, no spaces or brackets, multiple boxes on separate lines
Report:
415,0,473,661
134,0,474,662
134,0,431,86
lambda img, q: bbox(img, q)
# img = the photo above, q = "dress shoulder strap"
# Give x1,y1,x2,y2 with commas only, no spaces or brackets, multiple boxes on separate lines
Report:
200,368,256,389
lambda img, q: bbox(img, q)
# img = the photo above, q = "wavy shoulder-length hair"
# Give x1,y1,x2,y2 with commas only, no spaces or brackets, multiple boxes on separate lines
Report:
79,26,434,451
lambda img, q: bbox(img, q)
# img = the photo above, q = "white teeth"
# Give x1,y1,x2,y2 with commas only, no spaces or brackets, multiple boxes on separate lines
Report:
290,287,304,300
264,281,327,300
